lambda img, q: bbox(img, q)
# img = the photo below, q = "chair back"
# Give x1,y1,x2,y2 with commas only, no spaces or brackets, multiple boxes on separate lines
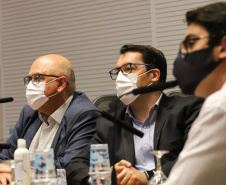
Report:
93,91,189,113
92,94,125,113
165,90,190,97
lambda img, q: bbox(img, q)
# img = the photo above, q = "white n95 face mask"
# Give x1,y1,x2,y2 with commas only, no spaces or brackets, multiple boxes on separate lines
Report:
116,71,152,105
26,78,58,110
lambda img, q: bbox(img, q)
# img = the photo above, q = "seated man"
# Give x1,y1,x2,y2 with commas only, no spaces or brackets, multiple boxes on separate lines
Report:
0,54,100,184
66,44,204,185
164,2,226,185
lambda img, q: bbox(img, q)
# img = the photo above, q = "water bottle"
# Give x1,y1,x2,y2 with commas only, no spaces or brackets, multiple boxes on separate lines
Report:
14,139,30,185
89,144,111,185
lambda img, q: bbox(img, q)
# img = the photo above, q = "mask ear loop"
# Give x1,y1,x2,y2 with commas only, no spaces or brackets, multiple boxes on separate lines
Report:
138,69,153,77
147,82,153,87
47,91,58,98
45,78,60,98
46,77,59,85
138,69,154,86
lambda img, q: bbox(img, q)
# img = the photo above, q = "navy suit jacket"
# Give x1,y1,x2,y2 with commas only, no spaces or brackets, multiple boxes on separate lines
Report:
0,91,100,168
66,93,204,185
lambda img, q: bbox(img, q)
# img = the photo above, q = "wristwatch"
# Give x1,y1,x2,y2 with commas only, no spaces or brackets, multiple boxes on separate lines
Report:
144,170,154,180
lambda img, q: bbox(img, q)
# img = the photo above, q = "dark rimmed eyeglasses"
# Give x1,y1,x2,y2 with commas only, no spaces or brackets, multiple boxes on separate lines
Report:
109,63,149,80
179,35,213,58
24,74,69,86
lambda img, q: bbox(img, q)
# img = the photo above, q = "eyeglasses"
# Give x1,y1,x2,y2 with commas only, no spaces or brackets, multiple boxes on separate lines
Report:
109,63,149,80
179,35,212,58
24,74,60,86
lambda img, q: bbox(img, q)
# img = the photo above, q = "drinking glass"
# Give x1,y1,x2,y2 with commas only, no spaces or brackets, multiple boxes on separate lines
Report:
149,150,169,185
88,144,111,185
34,149,56,179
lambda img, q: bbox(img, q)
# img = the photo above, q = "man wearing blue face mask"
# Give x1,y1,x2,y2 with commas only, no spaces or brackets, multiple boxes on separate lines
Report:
163,2,226,185
0,54,100,184
66,44,204,185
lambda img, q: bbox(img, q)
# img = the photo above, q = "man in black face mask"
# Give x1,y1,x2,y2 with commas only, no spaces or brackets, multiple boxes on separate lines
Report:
164,2,226,185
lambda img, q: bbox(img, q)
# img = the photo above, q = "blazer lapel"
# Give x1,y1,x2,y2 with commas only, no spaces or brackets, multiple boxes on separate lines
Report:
23,114,42,148
121,112,136,166
51,93,78,149
154,94,172,150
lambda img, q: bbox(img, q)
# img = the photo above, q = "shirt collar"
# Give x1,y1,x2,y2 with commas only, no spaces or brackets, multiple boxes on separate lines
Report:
222,81,226,89
39,95,73,125
125,93,163,127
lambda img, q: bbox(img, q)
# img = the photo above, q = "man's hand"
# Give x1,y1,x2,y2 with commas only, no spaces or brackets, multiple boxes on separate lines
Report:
114,160,148,185
0,163,11,174
0,163,11,185
0,173,11,185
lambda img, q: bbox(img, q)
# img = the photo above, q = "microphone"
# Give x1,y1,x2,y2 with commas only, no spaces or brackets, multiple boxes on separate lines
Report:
101,112,144,138
0,143,11,149
54,109,144,157
132,80,178,95
0,97,14,103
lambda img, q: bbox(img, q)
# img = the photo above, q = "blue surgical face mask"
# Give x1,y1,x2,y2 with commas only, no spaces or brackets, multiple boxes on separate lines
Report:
173,46,221,95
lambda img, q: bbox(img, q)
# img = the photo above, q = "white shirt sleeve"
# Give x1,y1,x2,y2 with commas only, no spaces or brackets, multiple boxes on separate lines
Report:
163,88,226,185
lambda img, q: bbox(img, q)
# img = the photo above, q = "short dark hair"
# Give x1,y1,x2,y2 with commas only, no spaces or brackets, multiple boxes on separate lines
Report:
186,2,226,46
120,44,167,82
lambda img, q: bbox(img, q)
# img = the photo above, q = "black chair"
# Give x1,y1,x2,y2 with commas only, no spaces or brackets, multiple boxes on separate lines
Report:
165,90,190,97
92,90,189,114
92,94,126,113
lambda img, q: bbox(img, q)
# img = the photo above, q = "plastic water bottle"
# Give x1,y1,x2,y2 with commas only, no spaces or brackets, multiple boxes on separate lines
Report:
89,144,111,185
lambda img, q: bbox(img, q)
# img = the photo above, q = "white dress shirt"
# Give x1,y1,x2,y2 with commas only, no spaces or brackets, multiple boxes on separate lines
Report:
163,82,226,185
29,95,73,156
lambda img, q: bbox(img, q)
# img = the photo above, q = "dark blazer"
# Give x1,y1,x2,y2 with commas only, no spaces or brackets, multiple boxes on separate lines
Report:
0,91,100,168
66,93,204,185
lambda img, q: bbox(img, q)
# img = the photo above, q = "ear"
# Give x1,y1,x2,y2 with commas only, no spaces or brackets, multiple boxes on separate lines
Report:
150,68,160,82
57,76,68,93
218,36,226,59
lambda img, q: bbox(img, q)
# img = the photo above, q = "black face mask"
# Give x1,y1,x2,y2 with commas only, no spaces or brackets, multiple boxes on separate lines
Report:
173,47,221,95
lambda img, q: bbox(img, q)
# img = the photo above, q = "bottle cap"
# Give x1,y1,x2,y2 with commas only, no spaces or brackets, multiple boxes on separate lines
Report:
17,139,26,148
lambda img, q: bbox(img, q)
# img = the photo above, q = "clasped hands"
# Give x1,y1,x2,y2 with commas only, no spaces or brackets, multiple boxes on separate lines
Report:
114,159,148,185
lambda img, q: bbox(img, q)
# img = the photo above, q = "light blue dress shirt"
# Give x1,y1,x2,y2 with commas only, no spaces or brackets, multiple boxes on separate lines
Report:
125,93,163,172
